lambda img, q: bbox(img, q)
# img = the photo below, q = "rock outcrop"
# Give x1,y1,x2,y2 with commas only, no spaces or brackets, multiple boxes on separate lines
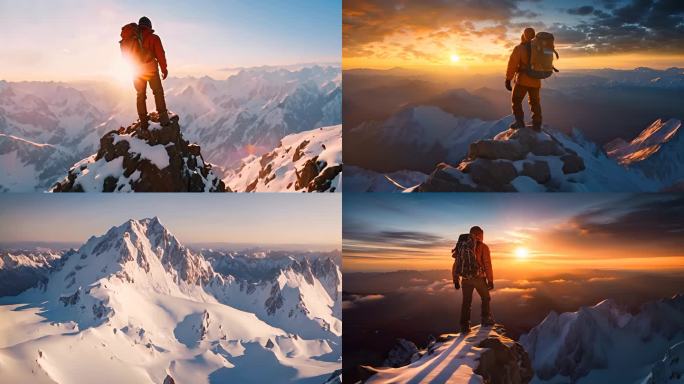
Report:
364,325,533,384
51,112,227,192
415,127,586,192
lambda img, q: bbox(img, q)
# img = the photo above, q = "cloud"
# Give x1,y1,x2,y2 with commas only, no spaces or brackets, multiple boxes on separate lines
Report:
567,5,595,15
342,293,386,309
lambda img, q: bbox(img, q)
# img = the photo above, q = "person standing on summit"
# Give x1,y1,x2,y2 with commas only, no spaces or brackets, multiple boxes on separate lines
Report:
119,16,170,128
452,226,494,333
505,27,542,132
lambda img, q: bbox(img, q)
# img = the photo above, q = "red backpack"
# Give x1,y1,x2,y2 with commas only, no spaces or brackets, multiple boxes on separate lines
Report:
119,23,153,64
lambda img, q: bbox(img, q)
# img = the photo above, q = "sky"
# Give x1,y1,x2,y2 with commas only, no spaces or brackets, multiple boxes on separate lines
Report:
343,193,684,276
343,0,684,70
0,194,341,249
0,0,341,82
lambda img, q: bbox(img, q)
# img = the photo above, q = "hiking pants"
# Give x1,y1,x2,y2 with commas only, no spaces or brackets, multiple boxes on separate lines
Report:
512,83,542,128
134,70,168,122
459,276,491,327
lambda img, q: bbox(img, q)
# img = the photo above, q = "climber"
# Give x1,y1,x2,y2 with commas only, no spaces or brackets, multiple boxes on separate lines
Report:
505,27,542,132
119,16,170,128
452,226,494,333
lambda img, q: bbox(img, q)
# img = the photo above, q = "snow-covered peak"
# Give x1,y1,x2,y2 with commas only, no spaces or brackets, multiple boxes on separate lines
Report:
606,118,682,165
225,125,341,192
521,295,684,383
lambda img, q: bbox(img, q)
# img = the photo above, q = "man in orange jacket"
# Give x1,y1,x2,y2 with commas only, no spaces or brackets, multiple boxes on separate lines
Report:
453,226,494,333
506,27,542,132
135,16,170,128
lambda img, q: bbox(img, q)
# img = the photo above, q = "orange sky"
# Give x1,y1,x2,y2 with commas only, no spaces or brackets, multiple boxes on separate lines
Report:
343,0,684,71
343,194,684,278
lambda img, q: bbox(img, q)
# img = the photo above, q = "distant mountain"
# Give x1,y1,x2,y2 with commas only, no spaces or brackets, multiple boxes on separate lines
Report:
0,65,341,191
0,218,341,383
605,118,683,188
0,248,66,296
344,105,678,192
225,124,341,192
520,295,684,383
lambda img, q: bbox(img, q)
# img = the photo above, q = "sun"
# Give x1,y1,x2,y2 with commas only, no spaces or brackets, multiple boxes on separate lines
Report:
450,54,460,63
514,247,530,261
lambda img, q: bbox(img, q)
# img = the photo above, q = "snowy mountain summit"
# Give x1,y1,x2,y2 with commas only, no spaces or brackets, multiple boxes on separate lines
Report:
415,127,585,192
520,295,684,383
0,218,341,383
50,112,227,192
363,325,533,384
225,124,342,192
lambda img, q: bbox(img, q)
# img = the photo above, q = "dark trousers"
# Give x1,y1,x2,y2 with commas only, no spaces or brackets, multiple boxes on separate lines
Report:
133,70,167,122
511,84,542,128
460,276,491,327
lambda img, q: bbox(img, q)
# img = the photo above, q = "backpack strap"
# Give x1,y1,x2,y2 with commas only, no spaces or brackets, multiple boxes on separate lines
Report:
525,41,532,71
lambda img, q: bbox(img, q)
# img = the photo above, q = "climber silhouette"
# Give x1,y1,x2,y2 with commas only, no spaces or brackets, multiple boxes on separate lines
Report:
119,16,170,128
452,226,494,333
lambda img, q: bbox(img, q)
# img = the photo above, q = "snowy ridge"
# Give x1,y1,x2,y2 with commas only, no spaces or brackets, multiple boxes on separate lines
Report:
0,65,341,191
363,325,532,384
520,294,684,383
225,124,342,192
0,218,341,383
605,118,684,187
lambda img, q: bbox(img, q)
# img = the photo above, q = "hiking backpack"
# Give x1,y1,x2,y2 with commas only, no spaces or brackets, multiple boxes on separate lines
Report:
525,32,559,79
119,23,153,64
452,233,481,279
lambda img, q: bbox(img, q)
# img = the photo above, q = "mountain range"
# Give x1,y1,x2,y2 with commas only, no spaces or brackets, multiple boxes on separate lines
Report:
345,105,682,192
0,65,341,192
0,218,341,383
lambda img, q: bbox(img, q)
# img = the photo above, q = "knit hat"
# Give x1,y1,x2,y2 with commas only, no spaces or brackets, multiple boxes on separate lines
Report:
139,16,152,29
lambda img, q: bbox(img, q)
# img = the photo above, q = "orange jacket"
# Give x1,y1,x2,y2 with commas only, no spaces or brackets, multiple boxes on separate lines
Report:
475,241,493,283
506,35,541,89
139,27,167,74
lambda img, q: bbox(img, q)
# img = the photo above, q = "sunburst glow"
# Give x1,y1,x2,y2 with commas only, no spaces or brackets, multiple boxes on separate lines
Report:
450,54,460,63
515,247,530,261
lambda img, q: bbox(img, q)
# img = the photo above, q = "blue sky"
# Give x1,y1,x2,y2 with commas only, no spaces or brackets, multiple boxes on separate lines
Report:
343,193,684,273
0,0,341,81
0,194,341,248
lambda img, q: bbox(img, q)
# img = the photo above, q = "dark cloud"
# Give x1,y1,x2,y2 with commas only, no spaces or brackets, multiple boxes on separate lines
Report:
567,5,595,15
343,0,523,55
557,194,684,250
344,0,684,59
554,0,684,53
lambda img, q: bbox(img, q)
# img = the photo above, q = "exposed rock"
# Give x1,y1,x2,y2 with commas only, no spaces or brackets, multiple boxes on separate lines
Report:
383,338,421,368
469,140,526,161
475,336,534,384
417,127,586,192
163,374,176,384
522,161,551,184
462,159,517,191
415,163,481,192
561,154,585,174
51,112,227,192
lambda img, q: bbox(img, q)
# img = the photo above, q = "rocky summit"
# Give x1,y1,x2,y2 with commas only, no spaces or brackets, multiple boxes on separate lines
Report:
51,112,227,192
363,325,533,384
415,127,586,192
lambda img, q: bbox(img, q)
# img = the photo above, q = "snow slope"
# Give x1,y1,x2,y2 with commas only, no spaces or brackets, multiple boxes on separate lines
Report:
225,125,342,192
520,295,684,384
363,325,532,384
605,118,684,187
0,218,340,383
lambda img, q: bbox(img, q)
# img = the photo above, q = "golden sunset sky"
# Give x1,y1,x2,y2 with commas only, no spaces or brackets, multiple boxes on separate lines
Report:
343,194,684,278
343,0,684,71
